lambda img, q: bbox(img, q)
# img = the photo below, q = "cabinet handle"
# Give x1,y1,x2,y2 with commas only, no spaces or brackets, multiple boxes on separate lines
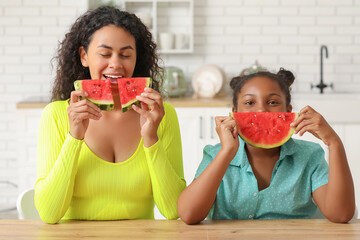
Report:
210,116,214,139
199,116,203,139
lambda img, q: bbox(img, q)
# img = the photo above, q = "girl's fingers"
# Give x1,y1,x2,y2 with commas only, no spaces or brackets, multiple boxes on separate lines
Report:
299,105,315,115
294,119,312,134
215,116,228,126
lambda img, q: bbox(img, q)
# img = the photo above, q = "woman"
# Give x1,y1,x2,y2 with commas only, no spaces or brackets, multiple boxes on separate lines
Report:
35,6,186,224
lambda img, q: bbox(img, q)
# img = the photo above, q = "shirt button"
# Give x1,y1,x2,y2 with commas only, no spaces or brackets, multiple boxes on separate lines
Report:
249,215,253,219
253,192,257,197
275,166,278,170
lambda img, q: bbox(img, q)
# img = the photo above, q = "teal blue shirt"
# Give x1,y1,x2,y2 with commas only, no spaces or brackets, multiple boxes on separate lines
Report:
195,137,329,220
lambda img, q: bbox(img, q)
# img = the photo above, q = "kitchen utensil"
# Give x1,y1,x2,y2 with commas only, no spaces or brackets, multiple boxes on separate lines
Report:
163,66,187,97
240,60,266,76
159,32,174,50
192,64,225,98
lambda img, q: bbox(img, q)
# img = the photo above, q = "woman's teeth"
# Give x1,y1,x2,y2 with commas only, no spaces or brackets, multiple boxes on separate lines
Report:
104,74,123,79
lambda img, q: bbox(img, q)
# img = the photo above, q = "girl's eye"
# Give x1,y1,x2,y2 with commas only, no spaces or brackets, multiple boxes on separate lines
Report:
268,100,279,105
121,55,131,58
100,53,111,57
245,101,254,105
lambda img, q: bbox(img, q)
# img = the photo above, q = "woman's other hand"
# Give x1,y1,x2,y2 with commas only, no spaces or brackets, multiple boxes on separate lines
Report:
132,88,165,147
291,105,339,146
215,116,239,157
68,90,102,140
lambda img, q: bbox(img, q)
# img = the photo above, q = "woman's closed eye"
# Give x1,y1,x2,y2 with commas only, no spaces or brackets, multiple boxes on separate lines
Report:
99,52,111,57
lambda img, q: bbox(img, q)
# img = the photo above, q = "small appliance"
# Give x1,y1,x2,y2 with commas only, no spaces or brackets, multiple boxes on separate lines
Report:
163,66,187,97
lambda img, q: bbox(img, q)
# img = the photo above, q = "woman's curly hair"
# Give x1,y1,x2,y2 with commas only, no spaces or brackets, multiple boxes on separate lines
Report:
51,6,162,101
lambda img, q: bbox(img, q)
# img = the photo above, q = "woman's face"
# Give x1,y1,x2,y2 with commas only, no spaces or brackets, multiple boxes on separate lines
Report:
235,76,291,113
79,24,137,80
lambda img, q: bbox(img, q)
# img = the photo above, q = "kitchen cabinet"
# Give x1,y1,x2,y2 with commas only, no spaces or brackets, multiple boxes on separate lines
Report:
89,0,194,54
175,107,232,185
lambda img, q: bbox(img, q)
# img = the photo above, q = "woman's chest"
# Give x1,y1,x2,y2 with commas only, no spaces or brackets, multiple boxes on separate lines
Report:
84,114,141,163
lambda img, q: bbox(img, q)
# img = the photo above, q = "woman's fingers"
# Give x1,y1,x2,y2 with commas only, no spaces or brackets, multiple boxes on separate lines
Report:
70,90,87,103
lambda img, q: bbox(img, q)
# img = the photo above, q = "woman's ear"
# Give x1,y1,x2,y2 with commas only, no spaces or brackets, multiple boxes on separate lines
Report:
287,104,293,112
232,107,236,112
79,46,88,67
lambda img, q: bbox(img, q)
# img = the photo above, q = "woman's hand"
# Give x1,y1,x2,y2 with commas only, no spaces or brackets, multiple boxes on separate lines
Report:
67,90,102,140
291,105,339,146
132,88,165,147
215,116,239,157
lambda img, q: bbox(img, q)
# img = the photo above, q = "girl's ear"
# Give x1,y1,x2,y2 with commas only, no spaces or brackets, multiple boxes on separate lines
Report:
232,107,236,112
287,104,293,112
79,46,88,67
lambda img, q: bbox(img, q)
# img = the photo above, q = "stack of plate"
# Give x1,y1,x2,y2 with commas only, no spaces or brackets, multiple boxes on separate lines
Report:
192,64,225,98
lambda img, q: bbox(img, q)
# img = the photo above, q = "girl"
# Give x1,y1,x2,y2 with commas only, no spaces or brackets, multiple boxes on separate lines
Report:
35,6,186,224
177,68,355,224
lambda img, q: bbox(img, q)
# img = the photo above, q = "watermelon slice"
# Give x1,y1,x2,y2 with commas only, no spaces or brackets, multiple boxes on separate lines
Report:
74,79,114,111
118,77,152,112
73,78,152,112
231,112,299,149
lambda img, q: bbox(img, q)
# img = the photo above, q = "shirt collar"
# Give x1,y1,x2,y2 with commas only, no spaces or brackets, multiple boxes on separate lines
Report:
229,137,297,168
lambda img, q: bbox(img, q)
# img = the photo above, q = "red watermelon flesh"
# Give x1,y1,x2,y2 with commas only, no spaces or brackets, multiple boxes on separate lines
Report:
118,77,152,112
74,79,114,111
231,112,299,149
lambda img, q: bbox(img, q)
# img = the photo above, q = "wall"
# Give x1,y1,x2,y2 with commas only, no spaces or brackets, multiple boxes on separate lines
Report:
1,0,360,205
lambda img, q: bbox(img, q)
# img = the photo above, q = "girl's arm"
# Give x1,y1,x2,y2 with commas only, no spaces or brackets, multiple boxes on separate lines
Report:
291,105,355,223
177,116,239,225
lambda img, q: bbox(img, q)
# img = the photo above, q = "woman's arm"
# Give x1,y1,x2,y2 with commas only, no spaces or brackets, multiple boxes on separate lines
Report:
292,105,355,223
177,116,239,224
35,102,82,224
141,102,186,219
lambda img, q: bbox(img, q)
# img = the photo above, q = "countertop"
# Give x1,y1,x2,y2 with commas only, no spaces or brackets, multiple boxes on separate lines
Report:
16,94,233,109
0,219,359,239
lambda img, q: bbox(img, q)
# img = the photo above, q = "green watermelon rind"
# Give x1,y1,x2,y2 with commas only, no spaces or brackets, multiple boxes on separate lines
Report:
120,77,152,112
74,80,114,111
230,112,299,149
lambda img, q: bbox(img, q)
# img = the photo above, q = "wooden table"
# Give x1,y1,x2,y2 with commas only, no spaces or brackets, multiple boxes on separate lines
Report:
0,219,359,239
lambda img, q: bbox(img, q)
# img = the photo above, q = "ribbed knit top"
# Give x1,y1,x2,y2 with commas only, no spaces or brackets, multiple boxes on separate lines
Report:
35,100,186,224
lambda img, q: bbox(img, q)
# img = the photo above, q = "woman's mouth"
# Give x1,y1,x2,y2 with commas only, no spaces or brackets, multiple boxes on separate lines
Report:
103,74,123,83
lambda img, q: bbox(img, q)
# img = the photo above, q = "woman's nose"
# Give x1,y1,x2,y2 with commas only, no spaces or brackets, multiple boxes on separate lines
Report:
109,56,123,70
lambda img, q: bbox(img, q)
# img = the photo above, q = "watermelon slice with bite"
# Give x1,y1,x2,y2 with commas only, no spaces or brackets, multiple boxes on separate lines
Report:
74,79,114,111
118,77,152,112
231,112,299,149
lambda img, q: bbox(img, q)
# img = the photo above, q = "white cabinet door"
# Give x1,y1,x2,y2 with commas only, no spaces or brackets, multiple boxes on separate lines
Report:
175,107,203,185
175,107,231,185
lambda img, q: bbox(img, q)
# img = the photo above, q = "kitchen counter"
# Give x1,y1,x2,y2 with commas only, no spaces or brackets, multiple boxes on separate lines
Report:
16,94,233,109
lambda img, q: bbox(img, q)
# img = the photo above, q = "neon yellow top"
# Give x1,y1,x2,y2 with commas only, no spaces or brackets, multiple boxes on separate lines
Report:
35,100,186,224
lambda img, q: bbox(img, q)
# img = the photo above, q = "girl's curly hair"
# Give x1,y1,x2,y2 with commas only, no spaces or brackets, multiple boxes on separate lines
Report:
230,68,295,110
51,6,162,101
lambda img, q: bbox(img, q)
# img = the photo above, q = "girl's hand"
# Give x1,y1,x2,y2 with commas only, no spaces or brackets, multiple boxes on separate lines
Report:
215,116,239,156
132,88,165,147
291,105,338,146
67,90,102,140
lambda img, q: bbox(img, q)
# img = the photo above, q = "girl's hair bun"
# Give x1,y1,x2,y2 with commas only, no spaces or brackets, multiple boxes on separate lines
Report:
277,68,295,87
230,76,241,91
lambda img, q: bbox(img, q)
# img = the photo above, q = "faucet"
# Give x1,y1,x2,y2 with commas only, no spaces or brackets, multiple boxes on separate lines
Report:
311,45,333,94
